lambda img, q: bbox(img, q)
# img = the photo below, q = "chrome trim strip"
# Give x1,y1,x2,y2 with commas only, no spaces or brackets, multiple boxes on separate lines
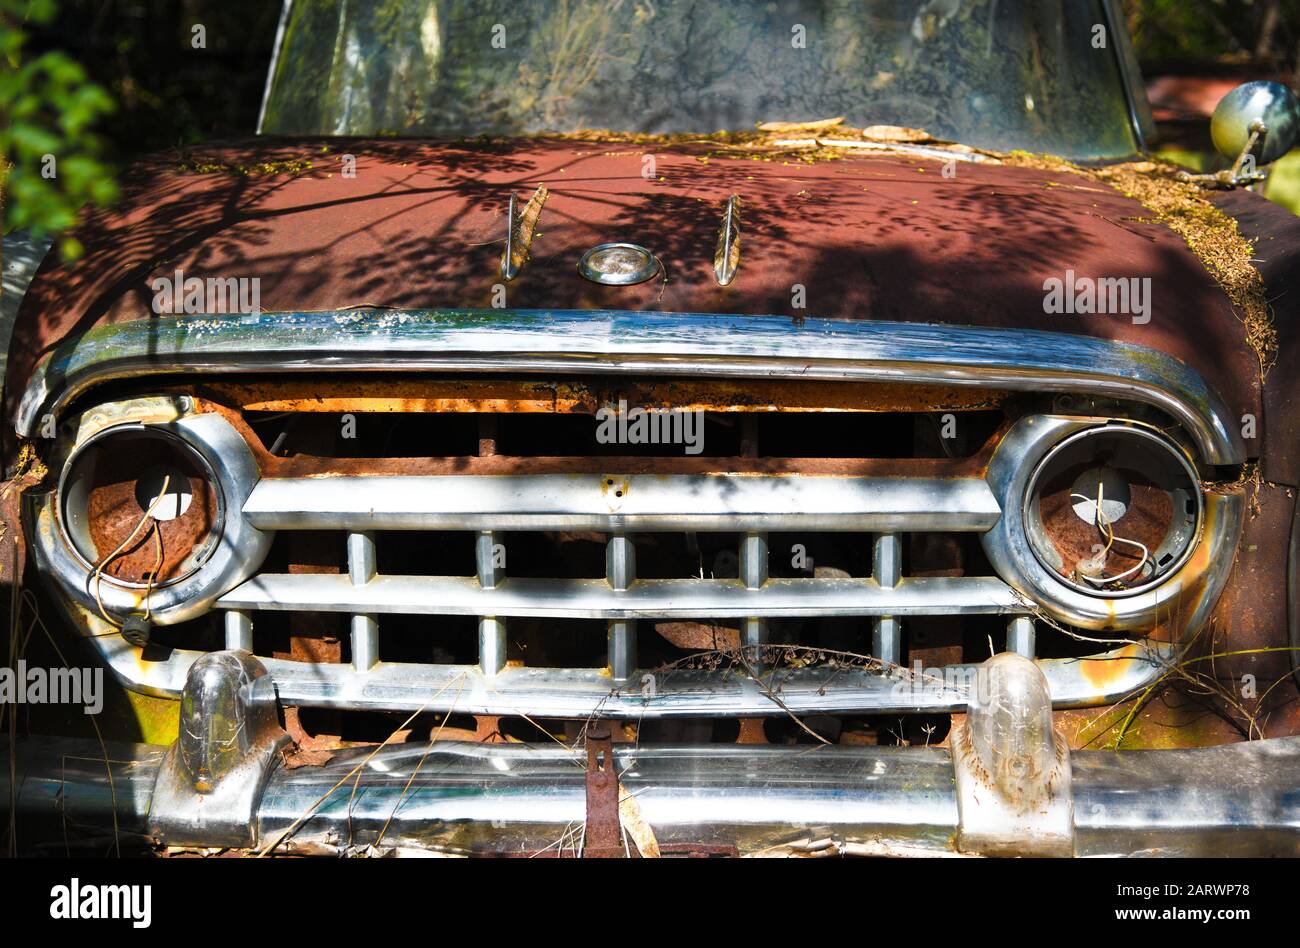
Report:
74,588,1169,714
242,473,1001,533
714,195,741,286
1,231,55,391
255,0,293,135
216,574,1030,619
1101,0,1157,152
16,310,1243,464
1291,496,1300,688
500,192,517,281
255,642,1172,715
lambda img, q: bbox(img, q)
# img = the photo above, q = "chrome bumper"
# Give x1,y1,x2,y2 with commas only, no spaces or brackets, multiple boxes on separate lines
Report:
5,650,1299,858
6,733,1300,857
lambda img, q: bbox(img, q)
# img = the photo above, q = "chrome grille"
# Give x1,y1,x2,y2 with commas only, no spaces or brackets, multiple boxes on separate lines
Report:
208,470,1162,717
22,312,1247,730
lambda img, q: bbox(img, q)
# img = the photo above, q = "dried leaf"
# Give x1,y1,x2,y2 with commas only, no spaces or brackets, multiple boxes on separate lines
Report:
654,620,741,651
861,125,940,144
619,787,660,858
280,745,335,770
757,117,844,133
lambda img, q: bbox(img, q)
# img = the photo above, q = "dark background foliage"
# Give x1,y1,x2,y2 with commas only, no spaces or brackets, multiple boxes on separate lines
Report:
17,1,1300,169
5,0,1300,217
1125,0,1300,78
24,0,280,165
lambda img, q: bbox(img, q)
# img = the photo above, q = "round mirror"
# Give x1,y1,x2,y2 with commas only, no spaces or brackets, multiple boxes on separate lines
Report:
1210,80,1300,166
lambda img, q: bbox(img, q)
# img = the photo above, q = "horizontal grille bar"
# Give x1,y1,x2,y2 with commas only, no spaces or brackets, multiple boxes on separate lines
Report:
242,474,1000,532
74,626,1172,717
251,643,1166,716
216,574,1030,619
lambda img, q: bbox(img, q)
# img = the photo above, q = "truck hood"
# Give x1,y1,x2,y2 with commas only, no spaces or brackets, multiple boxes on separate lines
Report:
7,136,1260,434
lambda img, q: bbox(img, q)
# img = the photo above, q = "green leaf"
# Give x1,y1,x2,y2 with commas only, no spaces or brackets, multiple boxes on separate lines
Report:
59,235,83,261
0,0,118,240
10,121,62,156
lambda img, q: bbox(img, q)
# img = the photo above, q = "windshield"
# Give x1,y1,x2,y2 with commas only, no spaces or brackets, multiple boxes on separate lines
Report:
261,0,1139,159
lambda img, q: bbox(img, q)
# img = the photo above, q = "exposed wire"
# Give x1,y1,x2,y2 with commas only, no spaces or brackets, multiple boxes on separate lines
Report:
91,474,171,628
1071,478,1151,587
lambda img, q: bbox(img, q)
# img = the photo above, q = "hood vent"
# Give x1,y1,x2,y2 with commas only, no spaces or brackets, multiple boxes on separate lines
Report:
500,184,549,282
714,194,742,287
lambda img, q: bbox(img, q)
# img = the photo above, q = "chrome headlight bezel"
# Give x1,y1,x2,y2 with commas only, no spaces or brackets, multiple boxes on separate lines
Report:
982,414,1236,632
33,406,269,625
1020,423,1204,599
57,422,227,589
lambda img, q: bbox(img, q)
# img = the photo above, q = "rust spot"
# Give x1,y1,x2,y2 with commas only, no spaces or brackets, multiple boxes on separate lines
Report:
184,376,1008,416
1078,642,1142,690
78,435,219,584
1037,481,1173,586
600,476,630,503
653,621,740,651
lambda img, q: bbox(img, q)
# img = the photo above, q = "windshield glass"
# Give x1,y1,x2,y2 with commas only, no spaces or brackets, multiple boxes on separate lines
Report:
262,0,1139,159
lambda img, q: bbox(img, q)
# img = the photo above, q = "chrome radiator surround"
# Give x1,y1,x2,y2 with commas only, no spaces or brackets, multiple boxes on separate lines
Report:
27,410,1236,717
16,309,1244,464
19,311,1245,718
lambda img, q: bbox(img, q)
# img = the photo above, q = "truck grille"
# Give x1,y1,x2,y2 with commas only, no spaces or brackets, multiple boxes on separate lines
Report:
199,409,1159,719
24,312,1242,742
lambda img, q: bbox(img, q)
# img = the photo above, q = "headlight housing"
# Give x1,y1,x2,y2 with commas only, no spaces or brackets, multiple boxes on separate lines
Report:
34,403,269,625
59,425,224,587
1022,425,1201,597
981,415,1228,632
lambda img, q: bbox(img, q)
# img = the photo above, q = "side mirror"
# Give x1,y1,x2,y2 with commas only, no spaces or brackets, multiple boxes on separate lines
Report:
1210,80,1300,168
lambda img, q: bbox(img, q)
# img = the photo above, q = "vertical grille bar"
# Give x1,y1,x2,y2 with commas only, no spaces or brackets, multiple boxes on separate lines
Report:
739,532,768,651
872,532,902,667
347,531,379,671
606,534,637,682
1007,616,1036,658
477,530,507,676
224,609,253,652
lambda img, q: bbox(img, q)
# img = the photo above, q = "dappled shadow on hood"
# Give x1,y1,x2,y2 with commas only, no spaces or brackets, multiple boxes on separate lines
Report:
7,136,1258,433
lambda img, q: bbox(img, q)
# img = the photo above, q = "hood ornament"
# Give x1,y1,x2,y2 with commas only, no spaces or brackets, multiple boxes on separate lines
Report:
713,194,741,286
578,242,660,285
500,183,549,282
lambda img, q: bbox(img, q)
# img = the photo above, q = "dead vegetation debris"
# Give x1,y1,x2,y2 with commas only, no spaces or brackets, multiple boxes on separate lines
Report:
1093,162,1276,374
997,153,1277,375
176,158,315,176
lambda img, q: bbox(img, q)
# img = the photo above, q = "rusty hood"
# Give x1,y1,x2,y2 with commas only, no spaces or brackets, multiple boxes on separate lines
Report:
7,136,1262,437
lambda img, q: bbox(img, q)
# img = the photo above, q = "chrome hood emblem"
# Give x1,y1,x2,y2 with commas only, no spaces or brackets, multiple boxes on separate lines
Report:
578,242,660,285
